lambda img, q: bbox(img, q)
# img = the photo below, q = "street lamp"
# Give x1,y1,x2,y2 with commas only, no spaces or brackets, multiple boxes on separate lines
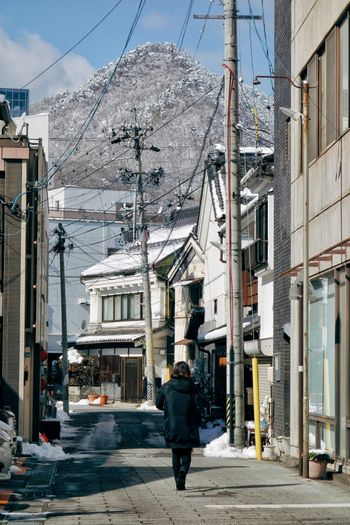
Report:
255,75,311,478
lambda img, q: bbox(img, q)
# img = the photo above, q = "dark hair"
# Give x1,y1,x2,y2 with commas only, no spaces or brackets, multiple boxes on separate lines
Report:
171,361,191,378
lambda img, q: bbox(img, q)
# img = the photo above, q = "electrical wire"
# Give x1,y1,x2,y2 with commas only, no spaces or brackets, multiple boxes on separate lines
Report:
193,0,214,58
21,1,124,89
177,0,195,49
246,0,274,93
153,77,224,264
47,0,147,183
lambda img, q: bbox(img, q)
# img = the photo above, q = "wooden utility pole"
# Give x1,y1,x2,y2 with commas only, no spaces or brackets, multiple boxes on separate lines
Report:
223,0,244,448
194,0,261,449
53,223,69,415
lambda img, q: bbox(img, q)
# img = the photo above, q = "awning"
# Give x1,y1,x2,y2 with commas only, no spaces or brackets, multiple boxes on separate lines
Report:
76,333,145,346
171,278,203,287
244,338,273,357
197,325,226,344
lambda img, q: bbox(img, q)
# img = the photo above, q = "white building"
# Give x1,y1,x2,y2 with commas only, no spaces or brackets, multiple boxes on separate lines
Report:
78,223,195,402
195,145,274,419
48,186,134,355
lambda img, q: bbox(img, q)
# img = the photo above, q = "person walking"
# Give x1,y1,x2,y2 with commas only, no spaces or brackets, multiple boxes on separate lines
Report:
156,361,201,490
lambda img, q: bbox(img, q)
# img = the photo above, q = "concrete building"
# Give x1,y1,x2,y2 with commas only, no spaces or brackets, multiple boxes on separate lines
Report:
48,187,134,356
287,0,350,470
0,98,48,440
0,88,29,118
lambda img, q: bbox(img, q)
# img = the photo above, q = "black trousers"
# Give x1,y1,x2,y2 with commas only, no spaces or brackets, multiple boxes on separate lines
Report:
171,448,192,480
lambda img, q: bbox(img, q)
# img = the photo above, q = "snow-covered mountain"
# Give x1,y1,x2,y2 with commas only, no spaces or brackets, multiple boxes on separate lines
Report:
31,42,273,209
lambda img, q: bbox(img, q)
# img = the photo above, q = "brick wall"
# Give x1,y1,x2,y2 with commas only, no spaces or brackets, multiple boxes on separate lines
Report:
273,0,291,436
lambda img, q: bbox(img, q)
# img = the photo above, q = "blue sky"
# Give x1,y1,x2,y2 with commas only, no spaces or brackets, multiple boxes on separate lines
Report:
0,0,274,101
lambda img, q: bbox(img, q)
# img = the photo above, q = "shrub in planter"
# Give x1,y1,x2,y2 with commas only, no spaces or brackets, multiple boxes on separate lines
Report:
309,450,334,479
69,356,100,387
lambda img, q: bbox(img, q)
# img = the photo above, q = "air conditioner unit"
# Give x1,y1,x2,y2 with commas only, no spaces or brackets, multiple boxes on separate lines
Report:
78,298,90,305
242,239,267,271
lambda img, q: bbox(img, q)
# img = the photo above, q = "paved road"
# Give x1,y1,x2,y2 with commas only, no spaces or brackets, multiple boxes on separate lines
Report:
2,407,350,524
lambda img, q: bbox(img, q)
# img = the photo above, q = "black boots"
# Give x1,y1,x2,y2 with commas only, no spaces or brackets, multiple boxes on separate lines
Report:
176,467,186,490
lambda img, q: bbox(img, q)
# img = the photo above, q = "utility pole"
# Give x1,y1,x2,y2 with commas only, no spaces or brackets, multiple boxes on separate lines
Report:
194,1,261,448
223,0,244,448
53,223,69,414
111,109,160,404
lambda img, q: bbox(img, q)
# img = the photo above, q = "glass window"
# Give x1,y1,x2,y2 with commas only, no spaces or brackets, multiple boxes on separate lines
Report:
307,56,318,161
121,295,128,320
326,29,337,144
115,295,122,320
318,49,327,152
339,16,349,133
309,274,335,417
103,293,143,321
102,296,114,322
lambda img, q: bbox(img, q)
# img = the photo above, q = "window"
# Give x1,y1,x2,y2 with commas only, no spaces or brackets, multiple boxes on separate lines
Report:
339,15,349,133
309,274,335,451
102,293,143,322
303,14,350,161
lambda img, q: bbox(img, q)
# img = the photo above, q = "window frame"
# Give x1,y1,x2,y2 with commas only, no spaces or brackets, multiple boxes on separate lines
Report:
102,292,144,322
301,11,350,163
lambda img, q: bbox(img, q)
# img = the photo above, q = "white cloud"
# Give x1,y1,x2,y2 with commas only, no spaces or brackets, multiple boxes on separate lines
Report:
0,27,95,101
141,11,170,30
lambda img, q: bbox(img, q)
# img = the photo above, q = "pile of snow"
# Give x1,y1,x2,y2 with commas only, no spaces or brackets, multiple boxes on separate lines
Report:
65,348,83,364
137,401,160,411
200,419,225,445
56,406,70,422
22,442,69,461
91,397,101,405
203,432,256,459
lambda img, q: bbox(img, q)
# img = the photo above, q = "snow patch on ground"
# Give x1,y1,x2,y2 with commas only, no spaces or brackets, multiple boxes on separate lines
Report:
137,401,160,411
22,442,69,461
203,432,256,459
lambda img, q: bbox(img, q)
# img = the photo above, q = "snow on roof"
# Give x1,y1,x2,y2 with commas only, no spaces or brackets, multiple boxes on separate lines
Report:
81,224,194,279
76,333,144,344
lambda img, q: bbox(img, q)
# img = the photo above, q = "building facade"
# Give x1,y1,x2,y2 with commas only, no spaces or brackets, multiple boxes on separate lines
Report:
0,88,29,118
48,187,134,356
288,0,350,470
273,0,292,440
0,100,48,440
78,224,194,402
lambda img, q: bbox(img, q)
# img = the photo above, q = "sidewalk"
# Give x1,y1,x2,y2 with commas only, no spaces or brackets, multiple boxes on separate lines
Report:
1,408,350,524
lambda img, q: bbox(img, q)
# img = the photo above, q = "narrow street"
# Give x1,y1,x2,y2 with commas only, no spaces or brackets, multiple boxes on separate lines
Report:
3,406,350,525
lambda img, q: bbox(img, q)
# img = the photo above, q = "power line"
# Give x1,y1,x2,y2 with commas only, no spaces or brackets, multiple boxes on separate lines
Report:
21,1,124,89
194,0,214,58
177,0,195,48
47,0,147,182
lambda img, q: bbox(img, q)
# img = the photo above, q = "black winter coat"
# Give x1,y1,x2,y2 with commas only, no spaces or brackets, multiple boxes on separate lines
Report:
156,377,201,449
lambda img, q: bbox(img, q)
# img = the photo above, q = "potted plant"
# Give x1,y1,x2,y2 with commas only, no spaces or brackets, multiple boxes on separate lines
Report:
308,450,334,479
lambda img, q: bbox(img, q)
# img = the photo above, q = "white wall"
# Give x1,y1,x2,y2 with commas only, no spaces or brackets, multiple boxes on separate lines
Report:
48,187,133,211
